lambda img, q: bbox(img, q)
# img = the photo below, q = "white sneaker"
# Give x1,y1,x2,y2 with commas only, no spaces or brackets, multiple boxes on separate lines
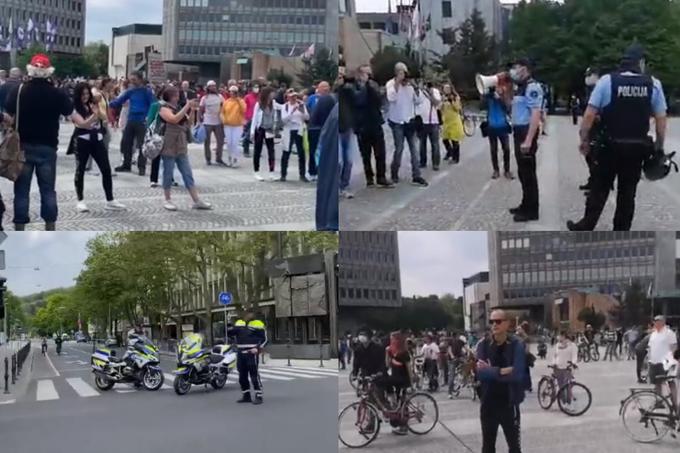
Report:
309,175,318,182
105,200,126,211
231,158,239,168
150,182,160,188
192,200,213,210
268,172,276,181
164,201,178,211
76,201,89,213
340,190,355,199
254,172,264,181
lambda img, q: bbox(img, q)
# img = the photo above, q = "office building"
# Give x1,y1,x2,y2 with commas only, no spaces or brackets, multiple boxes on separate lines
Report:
338,232,402,333
162,0,338,81
109,24,163,80
488,232,678,325
0,0,86,67
462,271,490,333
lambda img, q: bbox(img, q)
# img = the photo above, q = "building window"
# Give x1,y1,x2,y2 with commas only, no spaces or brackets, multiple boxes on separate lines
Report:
442,1,452,18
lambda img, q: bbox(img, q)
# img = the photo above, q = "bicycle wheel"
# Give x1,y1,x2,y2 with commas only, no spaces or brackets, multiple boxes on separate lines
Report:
349,373,358,391
537,376,556,410
590,346,600,361
621,390,673,443
403,392,439,435
556,382,592,416
463,116,475,137
338,400,381,448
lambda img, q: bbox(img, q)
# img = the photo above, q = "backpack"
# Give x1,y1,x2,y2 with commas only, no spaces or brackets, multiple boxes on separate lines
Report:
0,84,26,181
142,101,166,160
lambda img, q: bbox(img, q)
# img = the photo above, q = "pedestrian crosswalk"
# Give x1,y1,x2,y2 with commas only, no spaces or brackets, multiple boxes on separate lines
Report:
6,366,338,405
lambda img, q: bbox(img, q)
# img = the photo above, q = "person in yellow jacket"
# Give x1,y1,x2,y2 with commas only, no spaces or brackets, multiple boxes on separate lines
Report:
441,84,465,164
221,85,247,168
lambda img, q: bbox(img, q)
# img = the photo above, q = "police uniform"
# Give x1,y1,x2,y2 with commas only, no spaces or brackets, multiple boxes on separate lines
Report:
227,317,268,403
569,71,666,230
510,78,544,220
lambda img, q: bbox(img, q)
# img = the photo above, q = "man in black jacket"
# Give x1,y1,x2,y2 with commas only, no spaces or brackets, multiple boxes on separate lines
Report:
354,64,394,188
352,327,387,379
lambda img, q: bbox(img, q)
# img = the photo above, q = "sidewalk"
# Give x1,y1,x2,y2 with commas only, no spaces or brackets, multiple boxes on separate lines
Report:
0,341,33,404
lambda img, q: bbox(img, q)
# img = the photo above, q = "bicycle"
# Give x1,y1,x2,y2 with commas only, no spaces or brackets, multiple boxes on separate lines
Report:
620,373,679,442
537,363,592,416
577,341,591,363
448,357,478,401
338,373,440,448
349,371,361,391
461,112,477,137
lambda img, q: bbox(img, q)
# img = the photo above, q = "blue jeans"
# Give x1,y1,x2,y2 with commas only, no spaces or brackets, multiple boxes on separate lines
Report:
389,121,420,180
14,143,58,225
161,154,195,190
339,131,355,191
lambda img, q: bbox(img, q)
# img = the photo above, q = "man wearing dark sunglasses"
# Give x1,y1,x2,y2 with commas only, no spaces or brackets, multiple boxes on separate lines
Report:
475,309,527,453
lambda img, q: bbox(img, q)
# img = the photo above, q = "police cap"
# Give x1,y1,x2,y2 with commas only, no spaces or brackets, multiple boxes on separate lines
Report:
623,43,646,62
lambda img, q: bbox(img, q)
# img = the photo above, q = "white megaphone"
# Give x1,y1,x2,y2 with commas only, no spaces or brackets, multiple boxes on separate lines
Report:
475,72,510,95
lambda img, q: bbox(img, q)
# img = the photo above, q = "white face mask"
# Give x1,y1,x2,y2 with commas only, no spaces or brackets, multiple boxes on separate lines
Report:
252,87,260,93
584,74,598,87
509,68,520,82
358,335,369,345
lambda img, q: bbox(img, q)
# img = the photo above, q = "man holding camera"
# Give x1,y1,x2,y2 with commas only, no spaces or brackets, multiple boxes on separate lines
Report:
385,62,428,187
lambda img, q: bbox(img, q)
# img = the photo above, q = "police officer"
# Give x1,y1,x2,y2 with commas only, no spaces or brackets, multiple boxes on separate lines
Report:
578,67,602,193
507,57,544,222
227,311,267,405
567,44,667,231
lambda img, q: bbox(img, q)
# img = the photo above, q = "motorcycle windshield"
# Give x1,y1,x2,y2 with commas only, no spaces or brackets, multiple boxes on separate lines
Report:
178,333,204,358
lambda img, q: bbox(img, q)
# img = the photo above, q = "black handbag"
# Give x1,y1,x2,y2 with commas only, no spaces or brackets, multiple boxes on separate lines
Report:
480,121,489,138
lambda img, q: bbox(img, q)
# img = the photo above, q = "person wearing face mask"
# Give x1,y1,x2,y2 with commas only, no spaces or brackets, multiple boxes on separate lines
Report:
567,44,668,231
507,57,543,223
351,327,387,382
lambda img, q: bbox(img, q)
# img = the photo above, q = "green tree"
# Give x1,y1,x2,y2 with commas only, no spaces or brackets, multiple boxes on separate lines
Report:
438,8,498,98
266,68,293,88
610,280,651,327
577,306,606,331
83,41,109,77
369,46,420,86
297,46,338,88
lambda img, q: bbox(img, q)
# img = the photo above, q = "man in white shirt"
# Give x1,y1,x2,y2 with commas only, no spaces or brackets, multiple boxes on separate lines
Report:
421,334,440,391
417,82,442,170
648,315,677,408
385,62,428,187
199,80,226,166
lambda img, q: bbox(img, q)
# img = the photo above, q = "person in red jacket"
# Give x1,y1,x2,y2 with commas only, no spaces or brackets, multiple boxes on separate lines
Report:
242,83,260,158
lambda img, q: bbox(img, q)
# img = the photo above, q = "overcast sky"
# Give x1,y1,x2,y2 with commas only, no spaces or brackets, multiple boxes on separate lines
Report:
398,231,488,298
1,232,98,297
86,0,162,43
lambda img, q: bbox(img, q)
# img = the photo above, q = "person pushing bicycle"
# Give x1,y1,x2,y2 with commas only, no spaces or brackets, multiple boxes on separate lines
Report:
552,332,578,395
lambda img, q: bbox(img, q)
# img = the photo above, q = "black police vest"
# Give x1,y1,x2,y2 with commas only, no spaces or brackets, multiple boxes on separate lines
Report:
601,73,652,141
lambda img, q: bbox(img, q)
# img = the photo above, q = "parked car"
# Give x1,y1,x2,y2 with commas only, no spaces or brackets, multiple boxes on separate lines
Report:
75,332,89,343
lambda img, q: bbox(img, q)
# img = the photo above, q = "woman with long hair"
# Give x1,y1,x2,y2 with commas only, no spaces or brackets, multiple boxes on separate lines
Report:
440,84,465,164
70,82,126,213
383,330,412,435
249,86,282,181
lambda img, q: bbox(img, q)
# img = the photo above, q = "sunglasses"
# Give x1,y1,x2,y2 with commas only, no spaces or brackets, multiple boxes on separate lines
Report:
489,319,505,325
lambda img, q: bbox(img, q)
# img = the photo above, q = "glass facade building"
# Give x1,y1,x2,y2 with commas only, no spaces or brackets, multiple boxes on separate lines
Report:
0,0,85,56
338,232,402,308
488,231,678,309
163,0,338,62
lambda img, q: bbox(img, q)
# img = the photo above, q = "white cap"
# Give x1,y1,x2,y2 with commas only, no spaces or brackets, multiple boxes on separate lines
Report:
206,80,216,87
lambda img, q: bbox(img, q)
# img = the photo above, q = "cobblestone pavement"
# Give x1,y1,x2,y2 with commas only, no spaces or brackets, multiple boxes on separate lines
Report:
0,123,316,231
340,117,680,231
338,345,680,452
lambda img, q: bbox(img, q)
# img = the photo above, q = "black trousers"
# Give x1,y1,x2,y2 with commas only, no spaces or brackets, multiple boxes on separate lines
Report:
571,109,578,125
74,138,113,201
489,133,511,173
576,142,646,230
443,139,460,162
281,130,305,179
150,156,161,184
636,352,646,382
357,128,387,184
419,124,441,168
237,351,262,396
307,128,320,176
584,152,596,186
481,403,522,453
120,120,147,171
253,128,275,172
513,126,539,215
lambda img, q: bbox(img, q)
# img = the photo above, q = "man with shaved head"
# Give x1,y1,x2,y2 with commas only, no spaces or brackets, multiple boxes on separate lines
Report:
307,80,335,181
475,308,526,453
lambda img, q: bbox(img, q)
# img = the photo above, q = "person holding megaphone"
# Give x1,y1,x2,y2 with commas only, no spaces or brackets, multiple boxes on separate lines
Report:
477,71,514,180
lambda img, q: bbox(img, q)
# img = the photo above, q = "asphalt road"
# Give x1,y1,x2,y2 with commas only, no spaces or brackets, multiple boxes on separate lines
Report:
0,341,337,453
340,116,680,231
338,344,680,452
0,123,316,231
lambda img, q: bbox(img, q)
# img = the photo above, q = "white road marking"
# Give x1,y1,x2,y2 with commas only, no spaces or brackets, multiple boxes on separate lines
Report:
163,373,175,383
450,179,493,229
266,366,338,376
0,399,16,405
36,380,59,401
44,352,60,377
257,369,321,379
256,371,294,381
65,377,100,397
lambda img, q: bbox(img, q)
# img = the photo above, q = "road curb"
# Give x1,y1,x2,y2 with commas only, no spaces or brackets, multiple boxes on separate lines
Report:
0,342,34,403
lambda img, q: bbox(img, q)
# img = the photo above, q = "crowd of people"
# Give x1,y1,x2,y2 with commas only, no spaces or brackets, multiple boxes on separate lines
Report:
0,53,338,230
341,312,680,452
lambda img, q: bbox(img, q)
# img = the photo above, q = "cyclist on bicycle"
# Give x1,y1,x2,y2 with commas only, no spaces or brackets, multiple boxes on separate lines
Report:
552,331,578,394
351,327,386,380
583,324,595,344
41,337,47,354
420,334,440,392
383,331,413,435
447,333,466,398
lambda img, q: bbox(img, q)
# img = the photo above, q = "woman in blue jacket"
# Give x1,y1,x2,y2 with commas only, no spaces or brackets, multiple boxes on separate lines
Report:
485,87,514,180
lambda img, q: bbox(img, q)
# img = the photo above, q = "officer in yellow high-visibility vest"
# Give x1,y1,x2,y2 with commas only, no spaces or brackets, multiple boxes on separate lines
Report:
227,311,267,405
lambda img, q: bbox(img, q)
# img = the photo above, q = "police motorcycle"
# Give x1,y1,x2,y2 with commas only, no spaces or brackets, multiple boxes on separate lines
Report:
172,333,237,395
90,334,164,391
